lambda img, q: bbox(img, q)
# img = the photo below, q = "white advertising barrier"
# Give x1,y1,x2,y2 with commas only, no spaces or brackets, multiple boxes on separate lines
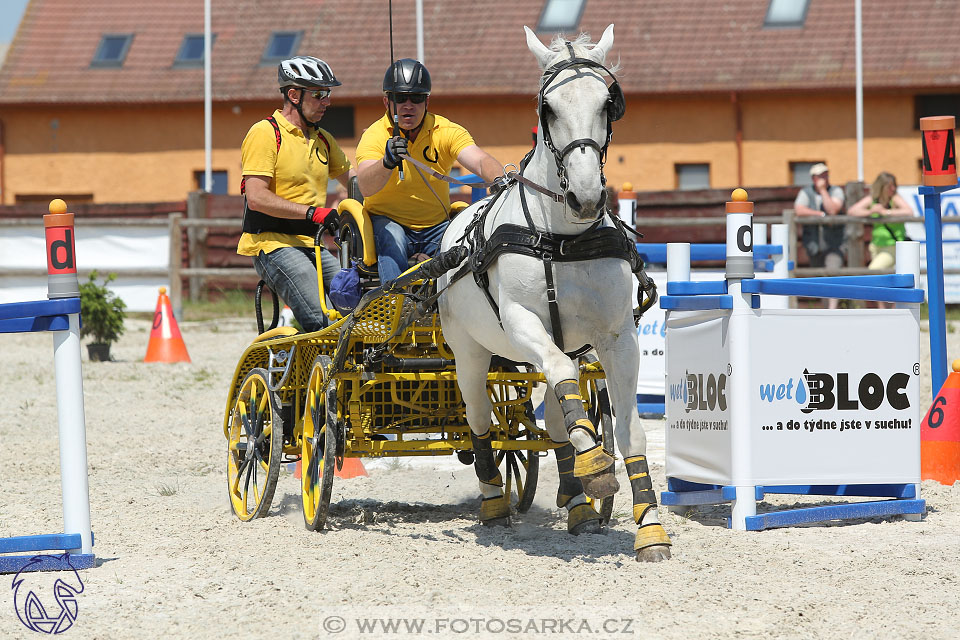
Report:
899,184,960,302
665,308,921,486
0,224,168,311
636,268,783,397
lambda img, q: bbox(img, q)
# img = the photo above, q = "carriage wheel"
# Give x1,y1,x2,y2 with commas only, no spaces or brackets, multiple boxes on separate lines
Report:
582,354,615,524
302,356,338,531
494,430,540,513
227,368,284,521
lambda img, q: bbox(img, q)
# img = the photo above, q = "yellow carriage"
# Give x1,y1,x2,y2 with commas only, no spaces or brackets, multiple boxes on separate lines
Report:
222,199,615,529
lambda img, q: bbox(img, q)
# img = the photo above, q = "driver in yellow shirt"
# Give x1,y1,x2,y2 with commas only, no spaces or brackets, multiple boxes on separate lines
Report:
356,58,503,281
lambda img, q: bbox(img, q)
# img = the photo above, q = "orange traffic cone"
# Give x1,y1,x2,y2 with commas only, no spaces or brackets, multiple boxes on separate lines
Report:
920,359,960,484
293,457,367,479
144,286,191,363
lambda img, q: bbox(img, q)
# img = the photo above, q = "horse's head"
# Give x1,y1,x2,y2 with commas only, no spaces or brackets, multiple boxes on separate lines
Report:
525,24,621,222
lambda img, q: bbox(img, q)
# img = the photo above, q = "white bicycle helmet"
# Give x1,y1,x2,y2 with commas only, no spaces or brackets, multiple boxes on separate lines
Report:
278,56,341,91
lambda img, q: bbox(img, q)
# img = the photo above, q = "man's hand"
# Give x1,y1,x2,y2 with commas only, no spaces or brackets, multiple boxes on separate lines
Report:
383,136,409,170
813,176,828,192
305,206,340,235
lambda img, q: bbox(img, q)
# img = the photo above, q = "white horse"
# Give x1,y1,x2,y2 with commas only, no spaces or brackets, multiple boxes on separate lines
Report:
438,25,671,562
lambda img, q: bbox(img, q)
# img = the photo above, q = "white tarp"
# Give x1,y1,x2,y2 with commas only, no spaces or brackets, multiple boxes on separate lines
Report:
0,224,169,311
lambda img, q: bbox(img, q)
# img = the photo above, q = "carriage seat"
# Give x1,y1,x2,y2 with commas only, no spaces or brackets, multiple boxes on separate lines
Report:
335,198,470,282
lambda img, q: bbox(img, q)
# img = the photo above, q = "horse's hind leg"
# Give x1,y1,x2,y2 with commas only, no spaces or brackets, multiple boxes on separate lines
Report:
595,334,671,562
448,331,510,526
544,393,603,535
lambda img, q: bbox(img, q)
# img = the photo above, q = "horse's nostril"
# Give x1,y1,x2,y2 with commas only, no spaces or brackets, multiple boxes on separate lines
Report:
565,192,582,211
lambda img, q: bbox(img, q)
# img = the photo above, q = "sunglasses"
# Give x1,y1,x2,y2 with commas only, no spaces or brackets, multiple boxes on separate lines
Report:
308,89,331,100
389,92,428,104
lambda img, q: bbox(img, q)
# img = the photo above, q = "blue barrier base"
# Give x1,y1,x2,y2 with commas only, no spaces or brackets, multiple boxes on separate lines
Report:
661,479,924,531
0,533,95,573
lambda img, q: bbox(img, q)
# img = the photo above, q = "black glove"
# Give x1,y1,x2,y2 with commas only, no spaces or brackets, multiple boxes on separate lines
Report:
305,206,339,235
383,136,409,170
488,176,509,196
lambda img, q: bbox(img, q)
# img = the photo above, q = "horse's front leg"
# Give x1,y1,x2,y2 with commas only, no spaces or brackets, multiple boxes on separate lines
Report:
595,329,672,562
543,393,603,534
500,303,618,500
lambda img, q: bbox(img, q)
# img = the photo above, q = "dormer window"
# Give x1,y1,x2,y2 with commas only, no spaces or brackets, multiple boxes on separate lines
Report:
91,34,134,67
262,31,301,62
175,34,214,66
764,0,810,28
536,0,586,33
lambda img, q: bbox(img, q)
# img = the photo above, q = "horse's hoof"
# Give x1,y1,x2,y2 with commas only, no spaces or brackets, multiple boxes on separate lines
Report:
636,545,671,562
573,445,615,477
580,469,619,500
479,495,511,526
567,503,603,535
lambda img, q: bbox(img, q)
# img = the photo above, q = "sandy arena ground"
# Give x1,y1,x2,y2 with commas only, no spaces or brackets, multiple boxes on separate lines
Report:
1,316,959,639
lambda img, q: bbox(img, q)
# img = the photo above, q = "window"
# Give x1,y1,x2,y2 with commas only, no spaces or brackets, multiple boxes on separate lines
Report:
789,161,823,186
763,0,810,28
675,164,710,191
262,31,301,62
91,34,134,67
175,34,215,67
194,170,228,195
536,0,586,32
319,106,355,139
914,94,960,129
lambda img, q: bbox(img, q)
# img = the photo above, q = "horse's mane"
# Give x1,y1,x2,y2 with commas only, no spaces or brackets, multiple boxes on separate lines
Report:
544,32,621,73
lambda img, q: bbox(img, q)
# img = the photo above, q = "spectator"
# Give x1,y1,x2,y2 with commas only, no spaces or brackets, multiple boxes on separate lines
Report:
238,56,355,332
795,162,846,309
847,171,914,308
355,58,503,282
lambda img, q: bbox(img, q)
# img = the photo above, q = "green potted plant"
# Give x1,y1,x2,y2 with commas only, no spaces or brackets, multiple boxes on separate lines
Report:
79,271,127,362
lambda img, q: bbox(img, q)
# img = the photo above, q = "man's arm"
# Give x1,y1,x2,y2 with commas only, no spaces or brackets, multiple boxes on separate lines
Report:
336,167,358,191
244,176,310,219
457,145,502,182
819,188,844,215
357,159,393,197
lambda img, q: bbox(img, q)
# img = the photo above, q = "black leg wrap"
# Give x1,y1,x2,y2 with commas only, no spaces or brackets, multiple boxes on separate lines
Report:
554,442,585,508
470,431,500,485
554,379,597,441
625,455,658,522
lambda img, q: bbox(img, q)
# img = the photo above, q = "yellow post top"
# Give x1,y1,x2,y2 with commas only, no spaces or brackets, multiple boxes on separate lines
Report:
159,286,167,295
953,359,960,372
48,199,68,214
621,181,634,192
726,188,753,213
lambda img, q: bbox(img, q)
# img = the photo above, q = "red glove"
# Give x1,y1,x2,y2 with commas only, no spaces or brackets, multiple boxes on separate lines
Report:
305,206,339,234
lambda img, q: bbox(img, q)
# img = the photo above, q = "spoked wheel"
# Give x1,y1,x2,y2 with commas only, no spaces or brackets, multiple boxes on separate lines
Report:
495,434,540,513
302,356,338,531
227,368,284,521
582,354,615,524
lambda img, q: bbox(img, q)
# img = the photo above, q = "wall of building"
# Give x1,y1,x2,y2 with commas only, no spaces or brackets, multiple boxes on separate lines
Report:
0,90,930,205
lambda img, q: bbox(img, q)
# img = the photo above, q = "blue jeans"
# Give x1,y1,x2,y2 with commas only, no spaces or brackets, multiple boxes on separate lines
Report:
253,246,340,332
371,215,450,282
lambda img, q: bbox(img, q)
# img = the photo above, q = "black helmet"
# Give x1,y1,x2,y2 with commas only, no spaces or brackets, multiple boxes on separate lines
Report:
383,58,431,94
278,56,341,91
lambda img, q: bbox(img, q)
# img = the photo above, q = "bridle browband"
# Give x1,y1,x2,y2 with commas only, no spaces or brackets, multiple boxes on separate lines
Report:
537,43,625,192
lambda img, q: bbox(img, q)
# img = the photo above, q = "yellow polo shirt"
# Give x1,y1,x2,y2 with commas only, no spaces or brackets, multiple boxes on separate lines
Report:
356,112,475,229
237,110,351,256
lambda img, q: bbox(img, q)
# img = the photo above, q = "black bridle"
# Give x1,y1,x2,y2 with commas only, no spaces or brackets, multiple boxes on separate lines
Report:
537,44,625,192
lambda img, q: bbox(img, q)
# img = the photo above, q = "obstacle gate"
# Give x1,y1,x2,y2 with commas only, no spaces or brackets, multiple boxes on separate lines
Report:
659,190,926,530
0,201,95,572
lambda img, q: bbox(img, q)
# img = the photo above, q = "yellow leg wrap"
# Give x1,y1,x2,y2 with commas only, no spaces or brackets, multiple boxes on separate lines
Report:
569,419,597,439
480,495,510,523
567,502,603,534
633,503,655,524
634,523,672,550
482,472,504,488
556,493,576,508
573,445,615,477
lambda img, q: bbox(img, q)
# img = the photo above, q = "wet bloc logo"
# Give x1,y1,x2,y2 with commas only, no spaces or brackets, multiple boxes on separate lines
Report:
758,369,911,414
670,370,727,413
11,554,84,634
